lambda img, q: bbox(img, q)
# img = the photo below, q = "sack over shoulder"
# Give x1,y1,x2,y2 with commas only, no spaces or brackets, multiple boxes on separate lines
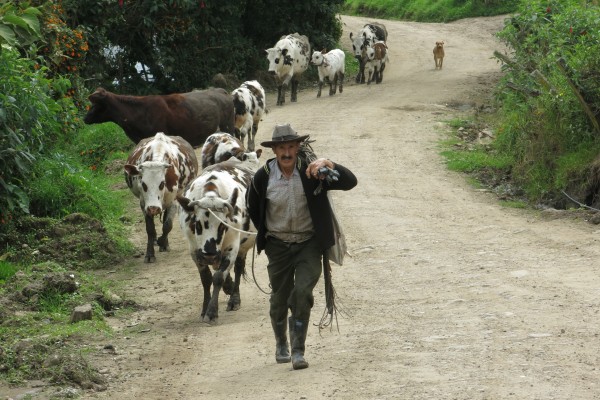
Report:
327,192,347,266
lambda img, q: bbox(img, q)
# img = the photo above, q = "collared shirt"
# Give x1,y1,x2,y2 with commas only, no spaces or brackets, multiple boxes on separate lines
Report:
265,159,314,243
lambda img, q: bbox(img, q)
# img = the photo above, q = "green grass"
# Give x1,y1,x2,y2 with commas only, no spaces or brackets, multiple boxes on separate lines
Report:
343,0,519,22
0,260,19,282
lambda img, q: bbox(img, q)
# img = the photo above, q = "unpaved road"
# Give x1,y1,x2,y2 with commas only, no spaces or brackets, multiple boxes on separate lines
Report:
25,14,600,400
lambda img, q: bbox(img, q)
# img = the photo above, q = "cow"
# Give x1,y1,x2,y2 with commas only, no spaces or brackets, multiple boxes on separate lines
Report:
177,151,261,324
349,22,388,83
231,80,266,152
265,33,311,106
124,132,199,263
201,131,264,169
84,87,236,148
310,48,345,98
365,41,389,85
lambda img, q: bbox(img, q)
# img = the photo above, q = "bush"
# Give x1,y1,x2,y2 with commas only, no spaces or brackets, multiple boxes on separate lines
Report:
0,47,80,225
493,0,600,205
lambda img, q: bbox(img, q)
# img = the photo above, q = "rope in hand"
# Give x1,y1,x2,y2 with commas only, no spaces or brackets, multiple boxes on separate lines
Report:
206,208,271,295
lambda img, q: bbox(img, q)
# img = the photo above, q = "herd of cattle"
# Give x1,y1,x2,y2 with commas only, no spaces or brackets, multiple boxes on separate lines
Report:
83,23,388,324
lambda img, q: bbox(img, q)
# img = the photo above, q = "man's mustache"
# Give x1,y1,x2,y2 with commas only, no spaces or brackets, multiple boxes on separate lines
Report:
281,155,293,160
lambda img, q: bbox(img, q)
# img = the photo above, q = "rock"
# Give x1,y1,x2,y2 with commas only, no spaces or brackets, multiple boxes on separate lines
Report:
71,304,93,323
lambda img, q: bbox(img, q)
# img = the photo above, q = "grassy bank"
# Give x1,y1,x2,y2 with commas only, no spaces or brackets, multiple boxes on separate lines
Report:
343,0,519,22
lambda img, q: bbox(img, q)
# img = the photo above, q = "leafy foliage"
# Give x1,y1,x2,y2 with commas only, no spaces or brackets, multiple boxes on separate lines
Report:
0,46,79,224
59,0,345,94
494,0,600,205
0,2,42,50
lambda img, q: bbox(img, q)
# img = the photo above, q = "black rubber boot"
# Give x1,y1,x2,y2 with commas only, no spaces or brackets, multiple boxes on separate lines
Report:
289,317,309,370
271,318,291,363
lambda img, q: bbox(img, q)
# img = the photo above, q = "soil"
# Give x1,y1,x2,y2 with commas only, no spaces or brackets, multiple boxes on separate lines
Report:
5,14,600,400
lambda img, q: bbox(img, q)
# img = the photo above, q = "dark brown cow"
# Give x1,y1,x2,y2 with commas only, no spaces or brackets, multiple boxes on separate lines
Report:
84,87,235,148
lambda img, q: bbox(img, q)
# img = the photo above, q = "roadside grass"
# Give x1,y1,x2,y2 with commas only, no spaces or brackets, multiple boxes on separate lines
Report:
343,0,519,22
0,122,136,388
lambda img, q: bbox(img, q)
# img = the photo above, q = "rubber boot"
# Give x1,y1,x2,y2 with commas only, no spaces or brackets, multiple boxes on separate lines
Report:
271,318,291,363
289,317,309,370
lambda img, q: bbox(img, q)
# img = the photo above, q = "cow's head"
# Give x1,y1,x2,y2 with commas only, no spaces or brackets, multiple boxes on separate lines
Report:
310,50,325,66
125,161,174,216
265,47,292,73
177,191,239,266
84,87,110,124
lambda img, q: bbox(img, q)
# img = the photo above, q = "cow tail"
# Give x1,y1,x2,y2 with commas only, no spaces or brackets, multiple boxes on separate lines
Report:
318,252,345,332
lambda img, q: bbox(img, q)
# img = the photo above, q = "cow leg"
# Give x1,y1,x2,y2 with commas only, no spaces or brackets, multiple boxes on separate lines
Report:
204,256,233,323
317,80,323,98
290,79,299,102
227,255,245,311
338,72,344,93
248,123,257,152
196,263,212,319
377,63,385,84
143,213,157,263
157,204,175,252
276,85,284,106
329,75,337,96
355,59,363,83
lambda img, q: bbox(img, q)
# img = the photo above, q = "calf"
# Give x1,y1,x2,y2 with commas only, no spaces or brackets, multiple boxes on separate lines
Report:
365,41,389,85
84,87,235,148
177,152,261,324
231,80,266,151
265,33,311,106
124,132,199,263
201,132,262,168
310,49,345,97
349,22,388,83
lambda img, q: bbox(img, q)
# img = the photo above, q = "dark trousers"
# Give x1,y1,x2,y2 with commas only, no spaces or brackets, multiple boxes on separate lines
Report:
265,236,322,322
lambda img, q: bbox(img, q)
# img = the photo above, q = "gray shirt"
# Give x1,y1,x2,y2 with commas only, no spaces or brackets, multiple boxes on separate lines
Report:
265,159,314,243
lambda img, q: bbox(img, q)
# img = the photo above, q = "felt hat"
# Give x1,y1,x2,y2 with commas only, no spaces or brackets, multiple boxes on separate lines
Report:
260,124,309,147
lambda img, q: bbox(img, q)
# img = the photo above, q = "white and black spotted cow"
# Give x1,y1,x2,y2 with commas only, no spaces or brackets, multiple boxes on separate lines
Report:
349,22,388,83
177,151,261,324
231,80,266,152
265,33,311,106
124,132,199,263
310,48,345,97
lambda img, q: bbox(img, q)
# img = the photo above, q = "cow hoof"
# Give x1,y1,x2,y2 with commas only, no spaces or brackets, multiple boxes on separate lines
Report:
227,294,241,311
203,315,218,325
157,237,169,252
144,256,156,263
339,88,343,93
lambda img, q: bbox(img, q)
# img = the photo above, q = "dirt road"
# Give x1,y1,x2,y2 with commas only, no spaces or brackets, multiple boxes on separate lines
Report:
83,15,600,400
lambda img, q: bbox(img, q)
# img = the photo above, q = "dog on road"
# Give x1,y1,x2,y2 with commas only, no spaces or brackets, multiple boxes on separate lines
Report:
433,41,445,70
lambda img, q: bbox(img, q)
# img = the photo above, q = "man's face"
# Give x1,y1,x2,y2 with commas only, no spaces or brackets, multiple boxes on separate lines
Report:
272,141,300,171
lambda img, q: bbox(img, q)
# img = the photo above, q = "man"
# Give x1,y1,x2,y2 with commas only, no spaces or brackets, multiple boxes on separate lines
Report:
247,123,357,370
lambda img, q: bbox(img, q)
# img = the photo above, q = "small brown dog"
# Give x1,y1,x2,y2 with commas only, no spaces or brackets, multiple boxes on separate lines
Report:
433,41,445,70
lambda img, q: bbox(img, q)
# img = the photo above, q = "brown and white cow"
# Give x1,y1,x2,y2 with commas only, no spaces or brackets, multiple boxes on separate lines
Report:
365,41,389,85
177,151,261,324
124,132,199,263
265,33,311,106
231,80,266,152
84,87,235,148
349,23,388,83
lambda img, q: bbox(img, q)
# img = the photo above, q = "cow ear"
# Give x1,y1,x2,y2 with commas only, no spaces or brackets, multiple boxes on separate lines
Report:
256,149,262,159
177,195,194,212
124,164,140,176
349,32,353,39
